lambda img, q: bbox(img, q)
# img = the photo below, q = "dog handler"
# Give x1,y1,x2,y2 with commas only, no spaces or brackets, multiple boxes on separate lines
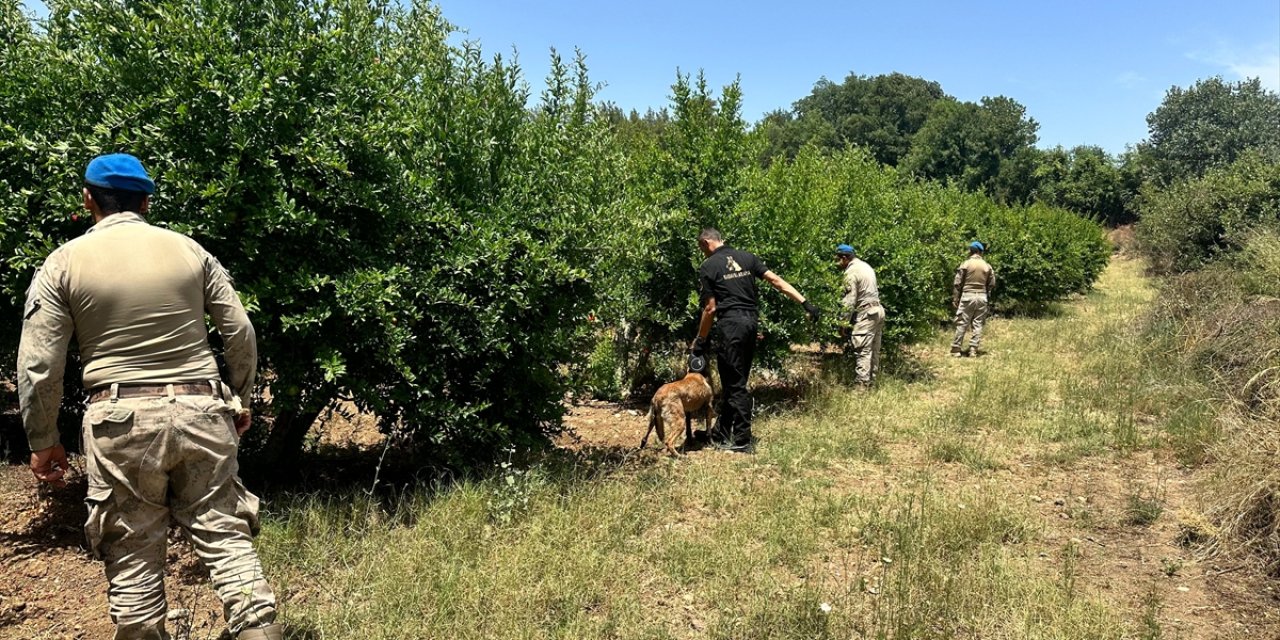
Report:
17,154,282,640
691,228,819,452
951,241,997,357
836,244,885,386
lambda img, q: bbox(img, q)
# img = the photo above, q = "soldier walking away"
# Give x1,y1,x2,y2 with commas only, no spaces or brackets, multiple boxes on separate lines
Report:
17,154,283,640
836,244,885,386
951,241,997,357
691,228,820,453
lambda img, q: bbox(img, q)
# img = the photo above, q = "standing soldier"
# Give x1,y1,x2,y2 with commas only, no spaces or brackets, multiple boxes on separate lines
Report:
18,154,282,640
691,228,819,452
836,244,885,386
951,241,997,357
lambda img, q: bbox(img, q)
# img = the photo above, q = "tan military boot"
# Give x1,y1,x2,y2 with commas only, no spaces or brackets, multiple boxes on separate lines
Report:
237,624,284,640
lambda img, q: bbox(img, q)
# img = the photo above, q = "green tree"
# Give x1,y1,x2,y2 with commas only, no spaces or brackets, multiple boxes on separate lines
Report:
762,72,946,166
595,72,754,390
1141,77,1280,186
755,108,836,166
0,0,627,467
901,96,1040,202
1137,152,1280,273
600,103,671,153
1034,145,1134,225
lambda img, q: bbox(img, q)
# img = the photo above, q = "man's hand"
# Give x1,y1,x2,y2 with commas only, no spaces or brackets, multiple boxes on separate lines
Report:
690,336,708,355
802,300,821,322
30,443,70,487
234,410,252,436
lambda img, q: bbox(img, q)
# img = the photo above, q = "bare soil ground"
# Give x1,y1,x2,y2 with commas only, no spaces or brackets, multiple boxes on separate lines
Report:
0,469,225,639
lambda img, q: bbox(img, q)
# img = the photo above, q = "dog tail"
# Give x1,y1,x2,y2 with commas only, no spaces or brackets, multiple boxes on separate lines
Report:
639,407,657,449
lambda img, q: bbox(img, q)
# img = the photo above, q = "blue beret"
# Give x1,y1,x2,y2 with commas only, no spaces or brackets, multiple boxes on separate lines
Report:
85,154,154,194
969,241,985,252
835,244,855,256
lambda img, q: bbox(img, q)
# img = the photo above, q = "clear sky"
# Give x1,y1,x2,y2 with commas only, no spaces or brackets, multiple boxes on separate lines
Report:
18,0,1280,154
433,0,1280,155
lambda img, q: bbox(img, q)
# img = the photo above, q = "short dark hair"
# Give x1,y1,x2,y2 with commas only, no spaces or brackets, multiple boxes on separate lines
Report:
86,185,147,215
698,228,722,242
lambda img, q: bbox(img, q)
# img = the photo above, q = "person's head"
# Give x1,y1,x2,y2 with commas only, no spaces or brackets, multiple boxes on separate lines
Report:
835,243,855,269
698,227,723,257
968,241,985,256
82,153,154,220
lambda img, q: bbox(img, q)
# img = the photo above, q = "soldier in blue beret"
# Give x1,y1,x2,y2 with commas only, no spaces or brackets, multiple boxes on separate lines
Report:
18,153,282,639
951,241,997,356
836,243,885,386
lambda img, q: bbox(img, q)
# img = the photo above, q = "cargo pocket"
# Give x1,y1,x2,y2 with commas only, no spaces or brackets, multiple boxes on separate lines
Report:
850,334,873,350
234,478,262,537
89,407,134,440
84,484,113,560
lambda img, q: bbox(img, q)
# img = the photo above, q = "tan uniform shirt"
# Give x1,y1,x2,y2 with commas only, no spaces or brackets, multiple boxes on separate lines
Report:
953,255,996,302
841,258,882,317
17,212,256,451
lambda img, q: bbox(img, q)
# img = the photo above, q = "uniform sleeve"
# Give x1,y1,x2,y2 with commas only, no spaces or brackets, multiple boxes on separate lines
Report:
17,256,75,451
841,267,859,318
698,263,714,305
750,253,768,278
952,265,965,301
202,248,257,409
987,264,997,294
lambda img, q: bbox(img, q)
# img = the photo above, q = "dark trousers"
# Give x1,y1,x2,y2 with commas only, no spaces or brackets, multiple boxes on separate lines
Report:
712,313,757,446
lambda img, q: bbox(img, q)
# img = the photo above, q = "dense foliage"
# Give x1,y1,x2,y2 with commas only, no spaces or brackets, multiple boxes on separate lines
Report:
760,72,946,167
1033,145,1138,226
2,0,1109,463
0,0,627,464
584,76,1108,397
1136,162,1280,576
761,73,1045,202
1137,153,1280,274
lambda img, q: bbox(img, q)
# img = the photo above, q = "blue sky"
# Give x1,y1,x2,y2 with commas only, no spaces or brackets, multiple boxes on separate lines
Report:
433,0,1280,155
19,0,1280,154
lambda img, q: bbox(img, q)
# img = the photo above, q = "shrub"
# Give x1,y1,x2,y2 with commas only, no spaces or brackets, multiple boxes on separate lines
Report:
1136,153,1280,274
1143,232,1280,573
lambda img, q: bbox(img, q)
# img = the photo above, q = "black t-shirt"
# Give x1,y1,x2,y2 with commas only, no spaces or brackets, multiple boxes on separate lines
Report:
698,245,769,316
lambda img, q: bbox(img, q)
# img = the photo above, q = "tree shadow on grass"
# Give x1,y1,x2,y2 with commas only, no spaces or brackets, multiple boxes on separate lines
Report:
240,424,674,521
811,344,939,388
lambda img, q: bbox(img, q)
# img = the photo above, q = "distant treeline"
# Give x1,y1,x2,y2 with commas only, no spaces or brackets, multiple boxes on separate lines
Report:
604,72,1280,227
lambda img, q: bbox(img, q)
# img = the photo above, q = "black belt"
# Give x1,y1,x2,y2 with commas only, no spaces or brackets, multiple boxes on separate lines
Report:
87,382,221,404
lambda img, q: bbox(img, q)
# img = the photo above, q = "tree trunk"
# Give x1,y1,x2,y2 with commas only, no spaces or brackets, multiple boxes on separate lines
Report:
255,406,323,475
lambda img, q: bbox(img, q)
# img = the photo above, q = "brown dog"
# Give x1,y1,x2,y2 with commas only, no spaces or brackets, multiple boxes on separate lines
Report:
640,371,715,456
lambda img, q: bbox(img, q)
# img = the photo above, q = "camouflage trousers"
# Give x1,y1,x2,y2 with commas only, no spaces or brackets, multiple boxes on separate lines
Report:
849,306,885,385
951,294,990,353
82,386,276,640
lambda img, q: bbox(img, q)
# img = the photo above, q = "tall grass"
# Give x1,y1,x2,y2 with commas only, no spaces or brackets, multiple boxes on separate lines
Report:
247,257,1210,638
